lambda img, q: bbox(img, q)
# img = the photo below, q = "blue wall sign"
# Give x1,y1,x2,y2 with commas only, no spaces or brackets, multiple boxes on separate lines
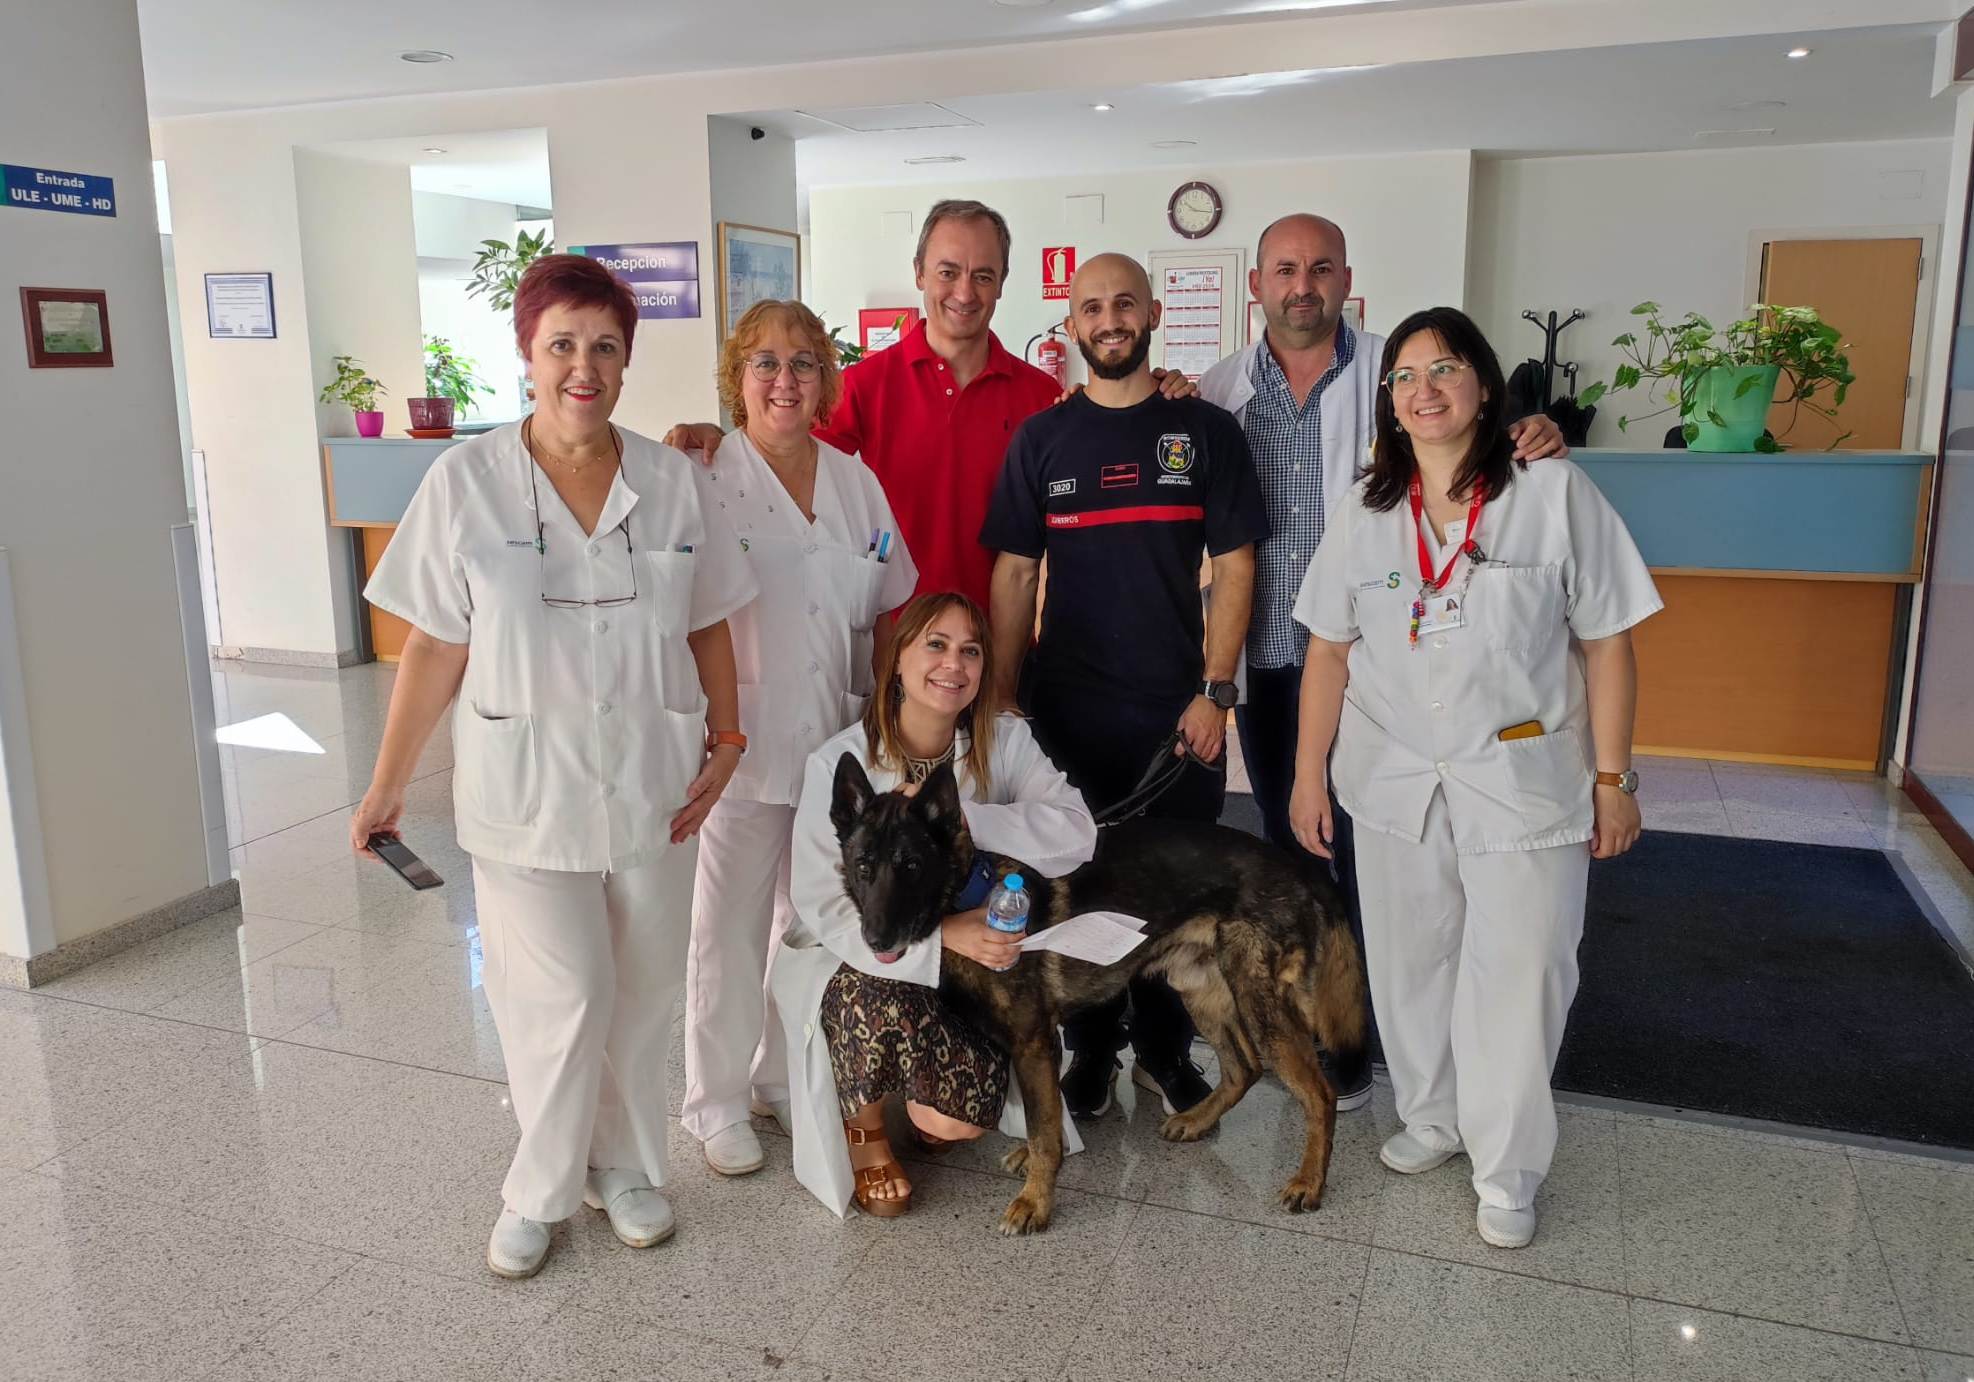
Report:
2,164,116,217
572,242,700,320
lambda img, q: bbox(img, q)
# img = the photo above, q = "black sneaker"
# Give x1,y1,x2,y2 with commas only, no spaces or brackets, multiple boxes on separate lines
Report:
1061,1050,1119,1119
1130,1056,1212,1116
1320,1046,1373,1112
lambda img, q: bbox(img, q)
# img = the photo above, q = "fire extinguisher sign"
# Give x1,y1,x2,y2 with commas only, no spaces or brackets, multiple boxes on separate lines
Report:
1042,246,1075,301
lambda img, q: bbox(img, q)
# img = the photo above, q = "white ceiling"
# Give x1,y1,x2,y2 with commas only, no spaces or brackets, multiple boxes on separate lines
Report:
308,129,554,208
756,24,1952,189
133,0,1502,119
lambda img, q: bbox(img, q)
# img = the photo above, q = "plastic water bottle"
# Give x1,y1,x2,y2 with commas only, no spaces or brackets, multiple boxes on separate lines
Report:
984,873,1029,972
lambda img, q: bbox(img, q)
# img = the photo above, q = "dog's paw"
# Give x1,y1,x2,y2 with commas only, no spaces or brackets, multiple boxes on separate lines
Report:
1278,1178,1325,1213
1159,1110,1216,1143
1000,1144,1031,1175
998,1191,1054,1235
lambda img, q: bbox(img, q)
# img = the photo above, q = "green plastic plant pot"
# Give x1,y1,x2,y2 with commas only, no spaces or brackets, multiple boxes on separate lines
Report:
1683,365,1780,452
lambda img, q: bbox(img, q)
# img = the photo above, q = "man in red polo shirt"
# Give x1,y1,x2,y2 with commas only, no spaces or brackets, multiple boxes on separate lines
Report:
667,200,1186,610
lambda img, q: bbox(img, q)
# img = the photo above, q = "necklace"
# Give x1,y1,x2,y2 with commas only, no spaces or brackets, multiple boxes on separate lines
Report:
903,741,957,784
524,416,618,472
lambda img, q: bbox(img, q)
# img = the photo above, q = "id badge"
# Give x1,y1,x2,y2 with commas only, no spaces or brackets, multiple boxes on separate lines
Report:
1417,591,1466,635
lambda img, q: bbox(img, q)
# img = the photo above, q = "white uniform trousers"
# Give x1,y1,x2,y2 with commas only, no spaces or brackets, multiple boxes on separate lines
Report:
682,797,795,1141
1353,787,1590,1210
472,847,694,1222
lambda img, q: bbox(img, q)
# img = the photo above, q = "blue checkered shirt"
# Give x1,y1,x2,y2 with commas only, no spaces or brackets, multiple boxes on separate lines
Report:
1243,325,1356,668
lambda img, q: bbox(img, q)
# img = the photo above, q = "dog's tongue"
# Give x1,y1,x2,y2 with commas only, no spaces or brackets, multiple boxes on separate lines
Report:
873,950,903,965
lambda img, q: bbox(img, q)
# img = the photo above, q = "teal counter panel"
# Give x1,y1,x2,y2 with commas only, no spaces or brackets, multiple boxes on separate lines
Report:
325,438,455,526
1572,449,1929,576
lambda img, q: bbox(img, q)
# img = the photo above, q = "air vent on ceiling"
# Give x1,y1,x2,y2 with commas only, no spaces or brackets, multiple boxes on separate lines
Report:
1695,128,1776,140
796,103,983,133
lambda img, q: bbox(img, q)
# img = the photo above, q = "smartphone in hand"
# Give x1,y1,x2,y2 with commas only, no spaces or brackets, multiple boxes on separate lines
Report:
366,833,443,890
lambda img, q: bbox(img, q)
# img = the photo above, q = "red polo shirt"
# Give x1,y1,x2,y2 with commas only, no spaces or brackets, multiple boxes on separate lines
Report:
815,320,1060,610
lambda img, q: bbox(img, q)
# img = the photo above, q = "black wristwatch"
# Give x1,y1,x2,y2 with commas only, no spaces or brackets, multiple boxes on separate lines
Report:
1201,679,1239,710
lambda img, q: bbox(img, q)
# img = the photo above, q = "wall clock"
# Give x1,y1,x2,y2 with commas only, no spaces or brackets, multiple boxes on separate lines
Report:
1167,181,1223,240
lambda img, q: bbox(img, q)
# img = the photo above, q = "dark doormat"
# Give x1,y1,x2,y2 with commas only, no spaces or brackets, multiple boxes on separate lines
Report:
1556,831,1974,1149
1216,796,1974,1149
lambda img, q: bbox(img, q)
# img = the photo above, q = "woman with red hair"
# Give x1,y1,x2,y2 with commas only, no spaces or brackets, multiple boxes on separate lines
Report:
351,253,758,1279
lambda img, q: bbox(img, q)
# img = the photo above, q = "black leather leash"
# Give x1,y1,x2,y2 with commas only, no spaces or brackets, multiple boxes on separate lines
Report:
1092,729,1225,829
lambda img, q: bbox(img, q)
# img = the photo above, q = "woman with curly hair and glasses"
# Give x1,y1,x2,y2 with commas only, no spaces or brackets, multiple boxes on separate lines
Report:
680,299,920,1180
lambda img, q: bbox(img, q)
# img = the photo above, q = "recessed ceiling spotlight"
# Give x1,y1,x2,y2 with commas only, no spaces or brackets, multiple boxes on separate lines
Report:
420,146,448,154
1092,102,1116,112
904,155,967,165
1151,139,1198,148
1787,46,1812,59
399,50,453,63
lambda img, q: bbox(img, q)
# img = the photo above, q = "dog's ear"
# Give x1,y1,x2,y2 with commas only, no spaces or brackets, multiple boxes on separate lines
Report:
914,759,965,836
830,753,876,843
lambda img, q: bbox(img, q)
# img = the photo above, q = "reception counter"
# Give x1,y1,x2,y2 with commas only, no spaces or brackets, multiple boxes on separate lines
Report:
1573,448,1932,770
326,438,1933,768
324,436,455,661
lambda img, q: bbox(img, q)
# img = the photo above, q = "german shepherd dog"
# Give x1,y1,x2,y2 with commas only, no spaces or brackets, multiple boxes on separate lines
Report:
830,753,1369,1235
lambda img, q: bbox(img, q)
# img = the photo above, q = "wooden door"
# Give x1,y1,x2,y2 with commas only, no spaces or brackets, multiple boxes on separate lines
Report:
1760,238,1922,450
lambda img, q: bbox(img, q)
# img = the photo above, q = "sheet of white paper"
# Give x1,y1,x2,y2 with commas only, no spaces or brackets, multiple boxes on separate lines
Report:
1018,911,1150,965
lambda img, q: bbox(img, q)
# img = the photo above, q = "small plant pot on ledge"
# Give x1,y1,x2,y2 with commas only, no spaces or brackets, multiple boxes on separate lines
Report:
354,410,384,438
1683,365,1780,453
407,397,456,433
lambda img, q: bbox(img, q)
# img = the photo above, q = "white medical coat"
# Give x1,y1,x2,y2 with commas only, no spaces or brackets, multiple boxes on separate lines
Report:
770,713,1098,1217
1293,460,1662,854
690,432,919,805
365,422,758,872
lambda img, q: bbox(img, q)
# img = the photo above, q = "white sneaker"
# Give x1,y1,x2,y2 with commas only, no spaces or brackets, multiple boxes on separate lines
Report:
703,1121,766,1176
486,1209,551,1279
1379,1129,1463,1175
1477,1203,1537,1249
582,1168,675,1248
749,1095,792,1136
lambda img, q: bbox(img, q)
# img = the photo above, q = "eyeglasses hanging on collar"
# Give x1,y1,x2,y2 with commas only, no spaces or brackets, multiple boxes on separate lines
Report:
525,433,639,609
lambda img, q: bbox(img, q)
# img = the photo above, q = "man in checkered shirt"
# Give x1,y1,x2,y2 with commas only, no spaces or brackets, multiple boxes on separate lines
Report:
1199,214,1567,1110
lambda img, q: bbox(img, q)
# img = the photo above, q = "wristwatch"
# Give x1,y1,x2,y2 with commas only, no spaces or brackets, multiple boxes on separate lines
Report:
1201,679,1239,710
1595,769,1639,794
707,729,749,755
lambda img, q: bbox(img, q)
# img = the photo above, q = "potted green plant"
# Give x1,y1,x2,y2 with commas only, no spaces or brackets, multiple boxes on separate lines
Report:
318,354,388,438
466,226,554,313
1579,303,1854,452
412,335,493,433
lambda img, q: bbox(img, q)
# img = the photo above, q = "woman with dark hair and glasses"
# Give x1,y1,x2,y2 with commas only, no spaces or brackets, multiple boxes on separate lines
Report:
1287,307,1660,1251
678,299,918,1181
350,254,757,1279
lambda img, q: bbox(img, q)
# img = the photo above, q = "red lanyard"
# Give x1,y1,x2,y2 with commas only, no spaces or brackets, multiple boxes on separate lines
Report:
1409,478,1486,593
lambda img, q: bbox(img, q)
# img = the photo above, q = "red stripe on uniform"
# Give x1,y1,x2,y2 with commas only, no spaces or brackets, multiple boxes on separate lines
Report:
1046,505,1205,529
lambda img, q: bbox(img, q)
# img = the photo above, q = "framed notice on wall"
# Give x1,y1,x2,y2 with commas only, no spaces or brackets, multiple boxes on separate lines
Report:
1149,248,1243,379
204,272,276,339
717,222,800,340
20,286,113,367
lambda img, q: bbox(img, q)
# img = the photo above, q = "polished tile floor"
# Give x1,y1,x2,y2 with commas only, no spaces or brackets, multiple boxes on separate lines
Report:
7,661,1974,1381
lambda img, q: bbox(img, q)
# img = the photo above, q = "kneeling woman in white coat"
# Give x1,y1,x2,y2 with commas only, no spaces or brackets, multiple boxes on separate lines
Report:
1289,307,1660,1252
773,592,1098,1217
681,300,918,1179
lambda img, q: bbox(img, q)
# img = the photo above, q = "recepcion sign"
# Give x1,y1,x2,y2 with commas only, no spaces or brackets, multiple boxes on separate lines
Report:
2,163,116,217
572,242,701,320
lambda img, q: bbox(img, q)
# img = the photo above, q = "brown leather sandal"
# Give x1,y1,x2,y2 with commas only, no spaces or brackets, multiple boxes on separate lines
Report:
843,1122,912,1218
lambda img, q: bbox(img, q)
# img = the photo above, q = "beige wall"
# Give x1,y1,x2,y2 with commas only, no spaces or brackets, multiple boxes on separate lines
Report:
1,0,209,954
1467,139,1952,447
